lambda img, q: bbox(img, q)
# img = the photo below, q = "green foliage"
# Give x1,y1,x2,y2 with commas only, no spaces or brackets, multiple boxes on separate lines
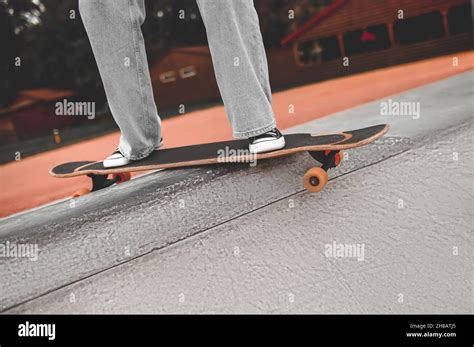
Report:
0,0,42,107
0,0,106,107
21,0,106,102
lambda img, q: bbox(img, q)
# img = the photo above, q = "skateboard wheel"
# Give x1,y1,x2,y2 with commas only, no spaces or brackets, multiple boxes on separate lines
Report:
72,188,91,198
112,172,132,184
303,167,328,193
335,151,344,167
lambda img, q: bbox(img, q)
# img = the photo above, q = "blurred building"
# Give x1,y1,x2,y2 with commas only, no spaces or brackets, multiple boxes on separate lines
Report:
150,0,472,109
2,0,472,145
0,89,79,144
149,46,219,110
274,0,472,85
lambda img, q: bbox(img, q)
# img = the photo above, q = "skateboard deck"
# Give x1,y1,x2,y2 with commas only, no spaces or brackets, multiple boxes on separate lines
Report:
51,124,389,196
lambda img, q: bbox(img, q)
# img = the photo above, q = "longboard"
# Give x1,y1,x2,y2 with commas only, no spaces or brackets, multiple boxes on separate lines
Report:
51,124,389,196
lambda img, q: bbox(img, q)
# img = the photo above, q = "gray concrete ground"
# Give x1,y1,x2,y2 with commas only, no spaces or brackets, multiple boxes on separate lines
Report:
1,71,473,313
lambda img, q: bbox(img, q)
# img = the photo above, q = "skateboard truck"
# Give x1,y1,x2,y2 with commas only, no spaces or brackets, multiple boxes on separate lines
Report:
89,174,119,192
304,150,343,193
72,173,131,198
72,151,344,197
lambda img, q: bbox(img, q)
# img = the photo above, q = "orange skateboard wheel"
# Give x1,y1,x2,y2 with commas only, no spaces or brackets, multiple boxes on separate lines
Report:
335,151,344,166
303,167,328,193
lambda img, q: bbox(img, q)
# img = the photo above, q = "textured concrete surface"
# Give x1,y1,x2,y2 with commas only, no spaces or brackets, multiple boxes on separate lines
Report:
0,138,408,311
7,122,473,314
1,71,473,313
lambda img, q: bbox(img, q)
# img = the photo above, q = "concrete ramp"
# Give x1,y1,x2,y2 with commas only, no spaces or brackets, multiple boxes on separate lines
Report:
1,71,472,314
0,136,408,311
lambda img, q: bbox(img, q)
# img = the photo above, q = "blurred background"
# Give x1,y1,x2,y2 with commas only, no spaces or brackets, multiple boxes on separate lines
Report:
1,0,471,163
1,0,335,161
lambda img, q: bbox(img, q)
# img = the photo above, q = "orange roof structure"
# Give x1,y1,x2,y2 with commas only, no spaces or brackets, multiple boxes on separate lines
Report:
0,89,75,115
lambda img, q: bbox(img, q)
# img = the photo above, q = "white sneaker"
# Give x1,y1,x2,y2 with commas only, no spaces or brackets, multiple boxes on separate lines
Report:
103,138,164,168
249,128,285,154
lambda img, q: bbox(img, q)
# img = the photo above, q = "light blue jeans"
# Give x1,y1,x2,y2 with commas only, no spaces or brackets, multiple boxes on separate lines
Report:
79,0,277,160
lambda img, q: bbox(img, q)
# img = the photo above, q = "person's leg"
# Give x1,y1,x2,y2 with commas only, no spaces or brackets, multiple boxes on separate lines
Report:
196,0,279,139
79,0,162,161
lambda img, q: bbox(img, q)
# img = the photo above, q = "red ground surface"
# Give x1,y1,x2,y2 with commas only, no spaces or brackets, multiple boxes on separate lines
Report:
1,51,473,217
